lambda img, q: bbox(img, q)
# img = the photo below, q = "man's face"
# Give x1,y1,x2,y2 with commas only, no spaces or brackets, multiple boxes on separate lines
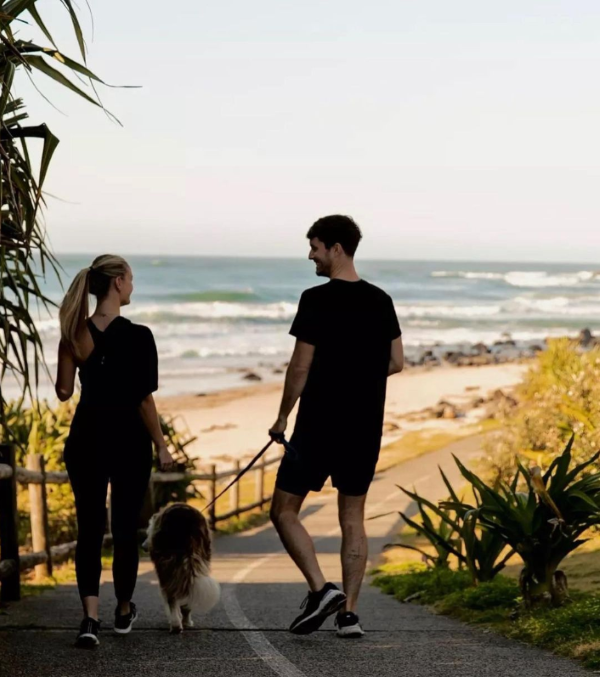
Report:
308,238,333,277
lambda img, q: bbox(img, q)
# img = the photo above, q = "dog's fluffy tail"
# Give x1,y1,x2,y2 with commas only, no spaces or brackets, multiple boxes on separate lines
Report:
191,575,221,614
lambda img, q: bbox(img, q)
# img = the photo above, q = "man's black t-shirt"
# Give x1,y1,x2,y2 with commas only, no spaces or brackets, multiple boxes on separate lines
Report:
289,279,401,455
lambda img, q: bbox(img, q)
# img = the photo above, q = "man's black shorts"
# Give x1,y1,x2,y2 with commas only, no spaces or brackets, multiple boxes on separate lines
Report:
275,436,380,497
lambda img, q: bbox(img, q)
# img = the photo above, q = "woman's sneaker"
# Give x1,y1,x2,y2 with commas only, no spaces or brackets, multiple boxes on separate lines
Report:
335,611,365,638
75,617,100,648
289,583,346,635
114,602,138,634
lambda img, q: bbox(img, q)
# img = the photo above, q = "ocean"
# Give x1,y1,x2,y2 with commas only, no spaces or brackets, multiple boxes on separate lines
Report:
32,255,600,396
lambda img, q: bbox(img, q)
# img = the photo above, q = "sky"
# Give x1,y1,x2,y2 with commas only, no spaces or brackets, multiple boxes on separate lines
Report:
16,1,600,262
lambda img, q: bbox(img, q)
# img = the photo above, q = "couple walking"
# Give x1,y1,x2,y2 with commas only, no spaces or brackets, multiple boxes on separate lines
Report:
56,214,404,647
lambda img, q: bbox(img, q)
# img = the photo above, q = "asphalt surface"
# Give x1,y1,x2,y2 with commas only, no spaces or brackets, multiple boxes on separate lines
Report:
0,436,589,677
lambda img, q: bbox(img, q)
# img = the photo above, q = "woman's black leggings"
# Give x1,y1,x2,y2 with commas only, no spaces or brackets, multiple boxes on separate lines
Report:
66,442,152,601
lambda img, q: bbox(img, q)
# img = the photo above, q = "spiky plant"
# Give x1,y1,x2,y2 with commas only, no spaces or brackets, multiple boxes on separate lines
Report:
450,436,600,608
0,1,113,429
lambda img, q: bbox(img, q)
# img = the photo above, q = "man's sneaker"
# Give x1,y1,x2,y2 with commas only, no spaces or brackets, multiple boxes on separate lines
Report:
75,617,100,648
114,602,138,635
289,583,346,635
335,611,365,638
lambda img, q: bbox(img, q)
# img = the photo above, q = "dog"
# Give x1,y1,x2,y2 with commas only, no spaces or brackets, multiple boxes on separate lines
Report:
144,503,220,633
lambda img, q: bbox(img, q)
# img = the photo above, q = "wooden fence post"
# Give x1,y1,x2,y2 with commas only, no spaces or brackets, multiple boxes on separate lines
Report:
207,465,217,530
27,454,52,580
230,461,241,515
254,463,265,506
0,444,20,601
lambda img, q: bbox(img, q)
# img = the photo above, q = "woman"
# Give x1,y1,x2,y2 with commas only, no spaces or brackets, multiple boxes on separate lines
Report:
55,254,174,648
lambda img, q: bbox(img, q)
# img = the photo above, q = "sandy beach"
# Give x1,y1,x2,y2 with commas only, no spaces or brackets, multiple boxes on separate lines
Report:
157,362,528,470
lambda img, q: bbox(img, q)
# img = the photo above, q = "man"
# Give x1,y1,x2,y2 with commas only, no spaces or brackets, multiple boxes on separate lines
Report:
269,215,404,639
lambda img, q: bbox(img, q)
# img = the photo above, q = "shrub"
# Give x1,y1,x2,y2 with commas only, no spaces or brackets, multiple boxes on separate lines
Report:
373,567,472,604
389,467,513,582
436,576,520,615
485,339,600,479
448,437,600,608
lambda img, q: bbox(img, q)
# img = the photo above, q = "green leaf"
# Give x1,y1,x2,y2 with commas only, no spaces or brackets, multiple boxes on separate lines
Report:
59,0,86,62
439,465,461,504
37,123,59,192
399,485,460,529
0,0,36,27
384,543,437,563
571,490,600,513
0,61,15,116
23,55,100,108
27,5,57,48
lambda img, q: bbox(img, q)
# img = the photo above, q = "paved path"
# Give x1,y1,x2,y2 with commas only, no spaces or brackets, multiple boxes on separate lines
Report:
0,437,589,677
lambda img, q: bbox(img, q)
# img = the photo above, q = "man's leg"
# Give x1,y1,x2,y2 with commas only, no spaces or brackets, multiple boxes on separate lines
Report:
270,488,326,592
338,493,368,613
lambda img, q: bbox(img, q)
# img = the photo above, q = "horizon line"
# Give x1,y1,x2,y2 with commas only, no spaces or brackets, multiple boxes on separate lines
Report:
51,251,600,267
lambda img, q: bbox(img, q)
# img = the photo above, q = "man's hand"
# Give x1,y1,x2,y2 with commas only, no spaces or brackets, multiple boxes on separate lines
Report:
157,444,175,472
269,415,288,442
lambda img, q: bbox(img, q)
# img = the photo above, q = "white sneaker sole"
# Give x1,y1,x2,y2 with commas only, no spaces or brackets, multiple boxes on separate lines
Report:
76,633,100,647
337,623,365,638
114,612,138,635
290,590,347,635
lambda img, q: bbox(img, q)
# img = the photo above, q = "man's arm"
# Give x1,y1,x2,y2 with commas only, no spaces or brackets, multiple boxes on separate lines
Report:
269,339,315,436
388,336,405,376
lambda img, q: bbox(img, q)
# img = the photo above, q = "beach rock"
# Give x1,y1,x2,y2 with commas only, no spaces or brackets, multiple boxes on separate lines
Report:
485,389,518,418
579,328,594,347
469,354,496,366
471,397,486,408
443,351,463,365
383,421,401,434
422,351,441,365
432,400,463,419
243,372,262,382
472,342,490,355
442,404,461,419
494,333,517,348
273,368,284,374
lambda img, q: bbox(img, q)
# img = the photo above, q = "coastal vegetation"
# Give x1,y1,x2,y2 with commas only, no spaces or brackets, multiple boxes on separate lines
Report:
376,339,600,668
0,0,113,426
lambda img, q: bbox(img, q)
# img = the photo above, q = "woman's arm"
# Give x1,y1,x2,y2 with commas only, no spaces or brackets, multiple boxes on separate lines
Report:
55,341,77,401
138,394,175,471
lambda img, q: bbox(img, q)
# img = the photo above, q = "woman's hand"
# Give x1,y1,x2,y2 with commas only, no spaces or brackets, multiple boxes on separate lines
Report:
157,444,175,472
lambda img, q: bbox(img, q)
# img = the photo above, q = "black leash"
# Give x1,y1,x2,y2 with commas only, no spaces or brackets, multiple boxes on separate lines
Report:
202,433,295,515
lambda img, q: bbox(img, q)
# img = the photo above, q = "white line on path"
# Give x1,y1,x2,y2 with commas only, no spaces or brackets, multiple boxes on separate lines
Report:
221,477,423,677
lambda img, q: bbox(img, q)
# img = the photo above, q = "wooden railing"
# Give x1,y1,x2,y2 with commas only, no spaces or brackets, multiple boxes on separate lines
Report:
0,443,282,602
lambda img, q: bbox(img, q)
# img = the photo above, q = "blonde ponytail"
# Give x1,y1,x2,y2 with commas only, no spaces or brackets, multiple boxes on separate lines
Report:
58,254,129,360
59,268,91,360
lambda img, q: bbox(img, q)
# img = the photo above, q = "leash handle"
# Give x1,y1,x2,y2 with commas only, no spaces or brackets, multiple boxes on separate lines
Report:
203,435,297,517
202,438,275,516
270,432,298,459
